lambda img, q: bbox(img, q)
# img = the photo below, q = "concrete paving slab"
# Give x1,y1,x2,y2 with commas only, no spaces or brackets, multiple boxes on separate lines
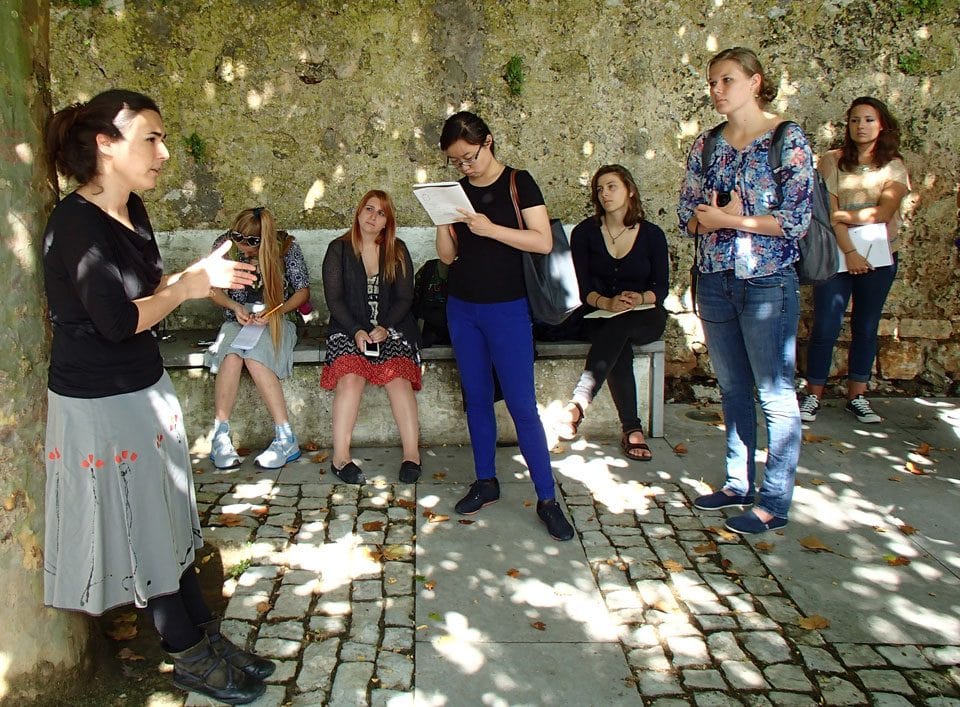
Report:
415,483,620,644
414,641,637,705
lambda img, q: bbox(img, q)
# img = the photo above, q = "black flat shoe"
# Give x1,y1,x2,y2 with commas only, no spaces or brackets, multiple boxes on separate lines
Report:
331,460,365,484
399,460,422,483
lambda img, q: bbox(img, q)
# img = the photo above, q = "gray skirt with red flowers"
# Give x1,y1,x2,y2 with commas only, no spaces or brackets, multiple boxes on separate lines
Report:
44,371,203,615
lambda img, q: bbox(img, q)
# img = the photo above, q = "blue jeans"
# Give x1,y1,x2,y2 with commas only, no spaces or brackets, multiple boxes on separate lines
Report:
697,269,801,518
446,295,556,500
806,254,898,385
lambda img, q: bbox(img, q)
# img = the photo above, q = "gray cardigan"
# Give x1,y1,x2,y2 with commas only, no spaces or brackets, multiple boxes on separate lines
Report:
321,236,420,347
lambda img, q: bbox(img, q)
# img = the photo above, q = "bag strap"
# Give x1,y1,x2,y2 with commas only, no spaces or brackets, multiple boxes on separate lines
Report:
701,121,726,176
767,120,794,204
508,168,524,229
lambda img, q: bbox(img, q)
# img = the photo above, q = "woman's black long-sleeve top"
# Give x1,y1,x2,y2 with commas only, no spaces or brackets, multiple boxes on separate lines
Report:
322,236,420,346
570,217,670,306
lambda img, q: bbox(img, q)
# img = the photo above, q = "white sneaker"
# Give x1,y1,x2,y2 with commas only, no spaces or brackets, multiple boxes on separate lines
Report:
210,425,241,469
255,435,301,469
845,395,881,424
799,394,821,422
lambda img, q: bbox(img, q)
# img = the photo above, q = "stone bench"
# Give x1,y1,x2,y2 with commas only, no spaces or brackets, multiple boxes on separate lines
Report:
160,329,665,453
155,227,664,452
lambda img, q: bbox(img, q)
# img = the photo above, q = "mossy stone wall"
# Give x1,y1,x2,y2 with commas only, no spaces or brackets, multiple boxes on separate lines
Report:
49,0,960,387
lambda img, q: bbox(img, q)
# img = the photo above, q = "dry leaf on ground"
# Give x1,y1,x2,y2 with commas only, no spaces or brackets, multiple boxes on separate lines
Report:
523,500,533,508
302,440,321,452
798,535,835,553
663,559,685,572
898,524,918,535
530,621,547,631
256,602,271,614
395,499,417,510
809,479,826,486
706,526,738,542
117,647,145,661
423,580,437,590
312,452,329,464
362,521,385,532
692,541,718,554
105,613,138,641
427,512,450,523
236,447,252,457
884,554,911,566
457,519,475,525
251,506,269,518
673,443,688,455
432,471,447,481
802,432,830,443
914,442,931,456
506,568,521,578
754,541,775,553
798,614,830,630
905,461,928,475
282,524,298,534
720,558,739,574
218,514,245,527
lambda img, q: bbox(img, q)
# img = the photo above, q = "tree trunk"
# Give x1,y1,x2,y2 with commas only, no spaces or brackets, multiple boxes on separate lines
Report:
0,0,91,701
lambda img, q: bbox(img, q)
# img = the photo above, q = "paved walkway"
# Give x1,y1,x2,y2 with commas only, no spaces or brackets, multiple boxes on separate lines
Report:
182,398,959,706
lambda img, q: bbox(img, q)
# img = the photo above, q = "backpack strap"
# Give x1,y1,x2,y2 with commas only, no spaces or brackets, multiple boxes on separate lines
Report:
701,121,727,177
767,120,795,204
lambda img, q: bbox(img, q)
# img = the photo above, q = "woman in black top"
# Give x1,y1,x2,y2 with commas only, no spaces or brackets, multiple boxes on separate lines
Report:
436,111,573,541
42,89,269,704
557,165,669,460
321,190,422,485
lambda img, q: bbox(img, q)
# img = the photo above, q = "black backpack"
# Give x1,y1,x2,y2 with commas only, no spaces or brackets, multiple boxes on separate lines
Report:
412,259,451,348
701,121,838,285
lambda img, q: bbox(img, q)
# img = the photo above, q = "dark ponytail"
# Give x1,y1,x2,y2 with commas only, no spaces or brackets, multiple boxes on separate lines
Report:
45,89,160,185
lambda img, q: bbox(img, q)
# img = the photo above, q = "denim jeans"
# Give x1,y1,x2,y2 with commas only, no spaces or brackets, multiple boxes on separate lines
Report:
806,253,898,385
697,268,801,518
446,295,556,500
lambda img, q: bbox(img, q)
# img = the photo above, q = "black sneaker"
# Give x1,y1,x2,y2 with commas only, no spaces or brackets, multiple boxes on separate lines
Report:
454,478,500,515
798,393,820,422
537,499,574,541
845,395,881,424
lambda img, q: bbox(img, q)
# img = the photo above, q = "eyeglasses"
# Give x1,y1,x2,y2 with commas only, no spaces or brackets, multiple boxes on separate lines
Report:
446,144,484,169
229,231,261,247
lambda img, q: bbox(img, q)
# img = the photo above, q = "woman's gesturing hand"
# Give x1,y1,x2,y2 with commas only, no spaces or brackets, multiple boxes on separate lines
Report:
180,241,257,299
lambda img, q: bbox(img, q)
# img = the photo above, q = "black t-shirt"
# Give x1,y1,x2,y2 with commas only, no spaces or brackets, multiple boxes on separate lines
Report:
43,191,164,397
448,167,545,303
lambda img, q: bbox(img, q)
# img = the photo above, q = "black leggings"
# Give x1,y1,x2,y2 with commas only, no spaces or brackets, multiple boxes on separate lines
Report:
147,566,214,651
574,306,668,433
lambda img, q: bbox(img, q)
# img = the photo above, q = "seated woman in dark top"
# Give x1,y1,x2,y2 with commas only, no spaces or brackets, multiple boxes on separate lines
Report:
556,165,669,461
321,190,422,485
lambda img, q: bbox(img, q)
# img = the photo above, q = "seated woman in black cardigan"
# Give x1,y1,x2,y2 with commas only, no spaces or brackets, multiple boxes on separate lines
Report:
556,165,669,460
321,190,422,484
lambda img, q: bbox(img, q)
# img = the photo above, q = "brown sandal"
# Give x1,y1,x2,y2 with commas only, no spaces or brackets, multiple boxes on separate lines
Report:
557,401,585,442
621,429,652,462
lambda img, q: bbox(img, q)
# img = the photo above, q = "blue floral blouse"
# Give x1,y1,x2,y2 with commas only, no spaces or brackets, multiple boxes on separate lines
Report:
211,232,311,321
677,122,814,279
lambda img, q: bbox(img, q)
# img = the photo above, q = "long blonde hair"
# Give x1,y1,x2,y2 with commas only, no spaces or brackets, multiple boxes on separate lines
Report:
342,190,406,282
230,207,285,350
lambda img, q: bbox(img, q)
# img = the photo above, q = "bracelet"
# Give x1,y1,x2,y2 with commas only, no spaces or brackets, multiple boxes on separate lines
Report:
843,248,856,255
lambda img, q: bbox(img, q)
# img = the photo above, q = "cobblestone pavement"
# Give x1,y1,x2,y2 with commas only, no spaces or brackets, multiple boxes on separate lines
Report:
181,399,959,706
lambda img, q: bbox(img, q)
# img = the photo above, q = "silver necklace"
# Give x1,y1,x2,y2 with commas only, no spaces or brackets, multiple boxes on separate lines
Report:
603,219,631,243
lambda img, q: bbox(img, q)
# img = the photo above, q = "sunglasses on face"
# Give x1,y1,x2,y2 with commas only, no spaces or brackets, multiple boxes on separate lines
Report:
229,231,261,247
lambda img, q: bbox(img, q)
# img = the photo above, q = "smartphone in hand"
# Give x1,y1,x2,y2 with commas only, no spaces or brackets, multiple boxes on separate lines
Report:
364,341,380,357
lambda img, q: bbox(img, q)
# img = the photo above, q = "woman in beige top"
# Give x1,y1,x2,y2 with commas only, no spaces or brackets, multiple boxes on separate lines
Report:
801,97,910,425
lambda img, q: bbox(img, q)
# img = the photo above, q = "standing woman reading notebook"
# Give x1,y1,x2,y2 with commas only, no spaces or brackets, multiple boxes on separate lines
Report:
436,111,574,541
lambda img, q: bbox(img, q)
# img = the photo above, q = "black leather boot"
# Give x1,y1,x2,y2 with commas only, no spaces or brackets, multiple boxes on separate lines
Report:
199,616,276,680
167,635,266,705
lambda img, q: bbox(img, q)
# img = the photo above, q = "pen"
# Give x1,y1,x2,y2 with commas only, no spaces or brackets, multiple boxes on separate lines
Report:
256,302,284,319
864,244,873,260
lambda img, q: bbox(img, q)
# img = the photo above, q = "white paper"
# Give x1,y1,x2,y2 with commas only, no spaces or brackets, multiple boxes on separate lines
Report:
837,223,892,272
413,182,476,225
230,323,267,350
584,303,655,319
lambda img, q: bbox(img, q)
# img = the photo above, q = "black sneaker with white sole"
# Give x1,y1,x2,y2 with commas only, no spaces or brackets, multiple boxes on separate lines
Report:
845,395,881,424
799,393,821,422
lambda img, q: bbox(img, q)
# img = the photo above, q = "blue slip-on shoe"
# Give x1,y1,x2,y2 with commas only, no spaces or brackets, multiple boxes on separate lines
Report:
693,489,754,510
725,509,788,535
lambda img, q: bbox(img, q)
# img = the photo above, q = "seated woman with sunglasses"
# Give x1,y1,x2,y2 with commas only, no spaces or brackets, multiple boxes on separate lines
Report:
205,207,311,469
321,190,422,485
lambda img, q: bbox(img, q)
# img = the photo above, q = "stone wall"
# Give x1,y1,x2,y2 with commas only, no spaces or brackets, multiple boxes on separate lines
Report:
49,0,960,390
